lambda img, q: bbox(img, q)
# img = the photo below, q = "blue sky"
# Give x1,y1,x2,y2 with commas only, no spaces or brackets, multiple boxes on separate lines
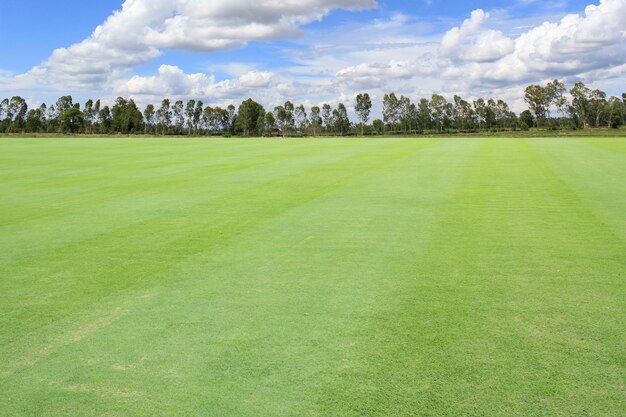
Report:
0,0,624,113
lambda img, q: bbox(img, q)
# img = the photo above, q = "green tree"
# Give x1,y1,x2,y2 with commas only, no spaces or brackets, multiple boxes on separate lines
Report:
264,111,276,135
372,119,384,135
310,106,321,136
295,104,308,133
59,107,83,133
335,103,350,136
417,98,431,131
274,106,287,137
157,99,172,134
589,89,607,127
322,104,332,134
236,98,265,136
173,100,184,133
430,94,448,133
383,93,400,133
143,104,156,134
111,97,143,134
355,93,372,136
570,82,591,129
193,101,203,134
524,85,548,127
606,96,625,128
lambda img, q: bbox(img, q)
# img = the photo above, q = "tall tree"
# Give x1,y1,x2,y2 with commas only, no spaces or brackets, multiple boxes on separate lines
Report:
524,85,548,127
157,99,172,134
274,105,288,137
382,93,400,133
264,111,276,135
294,104,308,132
173,100,184,133
430,94,448,133
143,104,156,134
548,80,568,119
235,98,265,136
355,93,372,136
6,96,28,133
570,82,591,129
59,107,83,133
335,103,350,136
417,98,431,131
310,106,321,136
185,100,196,134
111,97,143,133
322,104,332,134
193,100,203,133
589,89,607,127
606,96,625,128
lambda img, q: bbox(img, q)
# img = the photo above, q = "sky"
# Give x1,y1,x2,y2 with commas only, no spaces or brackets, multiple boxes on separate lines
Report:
0,0,624,115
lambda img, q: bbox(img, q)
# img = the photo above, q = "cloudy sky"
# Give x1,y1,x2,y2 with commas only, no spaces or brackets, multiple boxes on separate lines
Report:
0,0,624,114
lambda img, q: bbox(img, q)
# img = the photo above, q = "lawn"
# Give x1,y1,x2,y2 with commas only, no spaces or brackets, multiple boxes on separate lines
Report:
0,137,624,416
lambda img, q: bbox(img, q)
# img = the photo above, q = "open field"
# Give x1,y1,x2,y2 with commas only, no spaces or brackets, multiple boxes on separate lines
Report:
0,137,624,416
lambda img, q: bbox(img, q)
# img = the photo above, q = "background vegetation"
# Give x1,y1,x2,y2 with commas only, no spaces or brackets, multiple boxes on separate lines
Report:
1,81,624,137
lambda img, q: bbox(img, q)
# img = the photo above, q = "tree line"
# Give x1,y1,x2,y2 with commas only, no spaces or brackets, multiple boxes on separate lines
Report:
0,81,624,136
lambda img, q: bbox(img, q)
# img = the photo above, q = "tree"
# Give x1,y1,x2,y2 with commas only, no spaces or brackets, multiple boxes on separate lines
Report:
235,98,265,136
185,100,196,134
143,104,156,134
157,99,172,134
264,112,276,135
274,105,288,137
570,82,591,129
430,94,448,133
55,96,73,116
83,100,95,133
173,100,184,133
25,106,46,132
6,96,28,132
606,96,625,128
453,95,473,130
111,97,143,133
335,103,350,136
294,104,308,133
99,106,112,133
417,98,431,131
355,93,372,136
383,93,400,133
322,104,332,134
372,119,384,135
310,106,321,136
283,101,294,134
589,89,607,128
193,101,203,133
519,110,533,129
548,80,568,119
226,104,237,133
59,107,83,133
524,85,549,127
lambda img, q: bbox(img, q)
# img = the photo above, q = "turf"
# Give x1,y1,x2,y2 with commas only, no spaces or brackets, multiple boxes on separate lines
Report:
0,137,624,416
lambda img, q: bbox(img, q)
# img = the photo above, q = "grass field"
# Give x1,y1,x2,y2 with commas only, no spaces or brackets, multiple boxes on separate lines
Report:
0,137,624,416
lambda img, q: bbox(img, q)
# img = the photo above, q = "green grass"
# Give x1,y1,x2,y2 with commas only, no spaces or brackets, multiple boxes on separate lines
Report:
0,137,624,416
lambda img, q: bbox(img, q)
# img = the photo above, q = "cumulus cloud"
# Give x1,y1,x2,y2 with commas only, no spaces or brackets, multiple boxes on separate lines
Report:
333,0,625,94
115,65,276,100
8,0,376,90
445,0,626,86
440,10,515,63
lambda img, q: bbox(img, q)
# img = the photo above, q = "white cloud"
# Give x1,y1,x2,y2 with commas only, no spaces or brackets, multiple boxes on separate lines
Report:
330,0,625,99
4,0,376,91
115,65,275,101
440,10,515,63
